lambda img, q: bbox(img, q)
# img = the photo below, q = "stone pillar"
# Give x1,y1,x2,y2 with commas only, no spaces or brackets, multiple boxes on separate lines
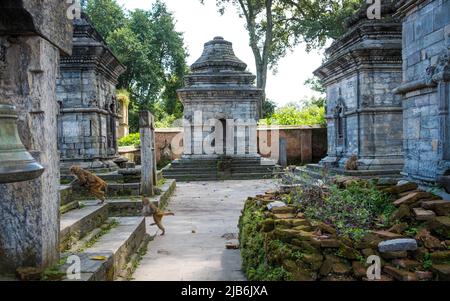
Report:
140,111,155,196
0,1,72,273
118,94,130,139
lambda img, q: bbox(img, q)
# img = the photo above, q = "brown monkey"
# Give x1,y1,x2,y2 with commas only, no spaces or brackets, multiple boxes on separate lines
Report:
345,155,358,171
141,197,174,235
70,165,107,204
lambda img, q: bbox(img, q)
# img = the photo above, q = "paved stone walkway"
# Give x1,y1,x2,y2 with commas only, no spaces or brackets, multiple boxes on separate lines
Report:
132,179,278,281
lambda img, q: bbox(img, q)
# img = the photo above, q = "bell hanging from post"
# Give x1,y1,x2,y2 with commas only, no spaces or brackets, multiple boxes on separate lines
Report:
0,103,45,184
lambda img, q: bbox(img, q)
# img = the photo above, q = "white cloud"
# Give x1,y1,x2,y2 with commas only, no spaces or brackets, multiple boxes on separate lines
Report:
117,0,325,106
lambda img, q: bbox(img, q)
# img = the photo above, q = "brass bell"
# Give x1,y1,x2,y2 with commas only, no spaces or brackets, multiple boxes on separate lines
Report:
0,103,44,183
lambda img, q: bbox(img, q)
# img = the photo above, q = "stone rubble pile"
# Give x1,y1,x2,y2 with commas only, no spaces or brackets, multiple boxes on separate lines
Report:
239,178,450,281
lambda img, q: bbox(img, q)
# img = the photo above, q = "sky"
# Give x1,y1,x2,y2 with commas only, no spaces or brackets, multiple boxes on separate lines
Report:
116,0,326,107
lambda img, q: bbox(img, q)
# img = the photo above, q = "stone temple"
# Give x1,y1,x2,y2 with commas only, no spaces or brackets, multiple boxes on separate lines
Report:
57,13,126,173
303,0,450,187
164,37,279,180
313,1,404,175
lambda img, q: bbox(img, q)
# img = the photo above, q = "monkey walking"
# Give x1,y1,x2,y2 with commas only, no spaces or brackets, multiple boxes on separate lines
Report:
141,197,174,235
70,166,107,204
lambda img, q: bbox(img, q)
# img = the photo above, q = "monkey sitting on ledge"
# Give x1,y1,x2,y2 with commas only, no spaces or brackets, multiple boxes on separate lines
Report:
142,197,174,235
345,155,358,171
70,165,107,204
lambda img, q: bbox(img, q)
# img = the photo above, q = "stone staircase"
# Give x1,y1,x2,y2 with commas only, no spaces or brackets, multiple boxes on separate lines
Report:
51,179,176,281
162,156,282,181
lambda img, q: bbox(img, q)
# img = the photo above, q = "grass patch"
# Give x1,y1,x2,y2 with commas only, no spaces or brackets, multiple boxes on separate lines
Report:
41,254,70,281
291,180,395,240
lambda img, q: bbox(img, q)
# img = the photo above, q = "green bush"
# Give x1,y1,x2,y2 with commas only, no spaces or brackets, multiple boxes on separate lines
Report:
239,199,292,280
118,133,141,147
259,104,325,127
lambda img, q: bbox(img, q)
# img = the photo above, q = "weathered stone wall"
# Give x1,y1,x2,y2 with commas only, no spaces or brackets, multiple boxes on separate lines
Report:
0,1,72,274
395,0,450,182
0,0,73,272
315,2,404,171
57,71,119,161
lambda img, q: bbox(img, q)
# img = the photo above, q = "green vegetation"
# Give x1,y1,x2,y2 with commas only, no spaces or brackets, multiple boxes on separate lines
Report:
239,199,292,280
84,0,188,132
259,103,325,127
405,227,419,237
118,133,141,147
423,253,433,270
123,235,151,280
295,181,395,240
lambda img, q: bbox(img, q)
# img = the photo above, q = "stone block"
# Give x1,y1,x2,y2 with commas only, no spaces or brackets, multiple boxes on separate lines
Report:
413,207,436,221
427,216,450,239
421,200,450,216
378,239,418,253
383,266,418,281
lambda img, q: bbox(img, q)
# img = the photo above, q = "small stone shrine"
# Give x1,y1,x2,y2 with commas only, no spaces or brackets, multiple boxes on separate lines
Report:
57,13,126,173
164,37,279,181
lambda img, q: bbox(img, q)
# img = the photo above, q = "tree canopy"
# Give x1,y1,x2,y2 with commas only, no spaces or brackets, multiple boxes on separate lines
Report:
85,0,188,131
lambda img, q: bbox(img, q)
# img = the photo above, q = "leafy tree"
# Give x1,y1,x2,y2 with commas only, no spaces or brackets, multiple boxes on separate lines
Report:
304,76,326,94
84,0,127,39
85,0,188,132
262,99,277,118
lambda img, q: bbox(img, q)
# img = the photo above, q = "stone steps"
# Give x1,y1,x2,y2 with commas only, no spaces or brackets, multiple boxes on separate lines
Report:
53,179,177,281
164,172,280,181
164,164,274,174
107,179,177,216
60,185,73,206
60,203,109,252
62,217,147,281
164,157,280,181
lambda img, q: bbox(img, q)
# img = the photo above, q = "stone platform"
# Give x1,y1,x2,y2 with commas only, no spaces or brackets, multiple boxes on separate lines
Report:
296,164,403,181
163,156,281,181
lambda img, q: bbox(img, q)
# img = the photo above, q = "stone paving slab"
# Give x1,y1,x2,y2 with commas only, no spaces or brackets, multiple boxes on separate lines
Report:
132,179,278,281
